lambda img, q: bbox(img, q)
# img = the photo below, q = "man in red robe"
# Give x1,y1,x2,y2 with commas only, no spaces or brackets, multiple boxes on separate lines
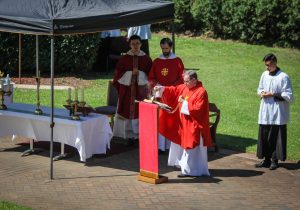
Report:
155,70,211,177
148,37,184,153
112,35,152,145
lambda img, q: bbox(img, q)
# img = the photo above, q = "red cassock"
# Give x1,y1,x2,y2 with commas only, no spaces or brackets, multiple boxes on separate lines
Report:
159,82,212,149
148,57,184,88
112,53,152,119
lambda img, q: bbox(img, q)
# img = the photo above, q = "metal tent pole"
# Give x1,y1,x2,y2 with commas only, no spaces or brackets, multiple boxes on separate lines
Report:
171,22,175,54
36,35,39,77
18,34,22,84
50,36,55,180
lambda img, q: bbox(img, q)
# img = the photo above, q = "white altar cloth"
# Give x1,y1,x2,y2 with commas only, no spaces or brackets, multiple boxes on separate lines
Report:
0,103,112,161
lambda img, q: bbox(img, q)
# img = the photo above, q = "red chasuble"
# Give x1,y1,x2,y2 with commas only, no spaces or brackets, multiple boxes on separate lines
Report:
113,52,152,119
159,82,212,149
148,56,184,137
148,57,184,88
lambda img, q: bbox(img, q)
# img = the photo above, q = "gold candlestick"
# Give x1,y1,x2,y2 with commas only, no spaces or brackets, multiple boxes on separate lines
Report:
71,100,80,120
34,76,43,115
0,90,12,110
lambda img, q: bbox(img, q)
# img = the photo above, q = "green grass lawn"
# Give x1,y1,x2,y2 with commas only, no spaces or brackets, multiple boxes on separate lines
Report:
0,201,32,210
13,34,300,160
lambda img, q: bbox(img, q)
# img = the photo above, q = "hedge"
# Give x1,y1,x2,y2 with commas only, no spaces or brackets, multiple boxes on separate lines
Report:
186,0,300,48
0,33,100,75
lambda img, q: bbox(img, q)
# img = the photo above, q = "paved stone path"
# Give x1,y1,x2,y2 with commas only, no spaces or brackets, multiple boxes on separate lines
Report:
14,84,72,90
0,136,299,210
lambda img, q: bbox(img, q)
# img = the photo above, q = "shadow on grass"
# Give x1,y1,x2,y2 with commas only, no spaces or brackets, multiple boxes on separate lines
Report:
216,134,258,153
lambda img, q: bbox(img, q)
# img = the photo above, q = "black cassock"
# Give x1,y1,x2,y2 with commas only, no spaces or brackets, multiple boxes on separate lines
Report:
257,124,287,161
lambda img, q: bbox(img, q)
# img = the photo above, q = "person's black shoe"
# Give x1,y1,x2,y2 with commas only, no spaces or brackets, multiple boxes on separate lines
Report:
269,161,279,170
177,173,191,178
255,160,271,168
126,138,135,147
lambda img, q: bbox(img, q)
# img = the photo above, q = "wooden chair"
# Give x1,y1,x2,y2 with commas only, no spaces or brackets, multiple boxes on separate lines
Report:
106,36,130,73
94,81,118,127
209,103,220,152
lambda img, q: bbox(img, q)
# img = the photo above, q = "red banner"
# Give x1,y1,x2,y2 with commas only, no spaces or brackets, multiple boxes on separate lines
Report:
139,102,158,174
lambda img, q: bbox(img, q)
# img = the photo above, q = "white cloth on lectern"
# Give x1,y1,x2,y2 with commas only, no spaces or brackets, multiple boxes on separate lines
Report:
113,114,139,139
168,136,210,176
158,133,171,151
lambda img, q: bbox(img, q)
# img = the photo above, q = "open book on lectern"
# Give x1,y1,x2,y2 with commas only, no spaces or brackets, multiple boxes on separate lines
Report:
143,99,172,112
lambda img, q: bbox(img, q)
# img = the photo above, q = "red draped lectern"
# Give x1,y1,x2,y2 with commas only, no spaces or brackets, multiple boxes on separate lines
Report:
138,102,168,184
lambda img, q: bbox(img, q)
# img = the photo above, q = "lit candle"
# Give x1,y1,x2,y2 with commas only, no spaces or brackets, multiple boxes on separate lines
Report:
74,88,78,101
80,88,84,102
67,88,71,100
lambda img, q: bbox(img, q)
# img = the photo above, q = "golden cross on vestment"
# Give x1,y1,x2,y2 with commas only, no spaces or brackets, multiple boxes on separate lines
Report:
161,68,169,76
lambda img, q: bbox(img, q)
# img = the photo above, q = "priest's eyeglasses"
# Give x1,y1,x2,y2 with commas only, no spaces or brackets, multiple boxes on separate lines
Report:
184,80,190,83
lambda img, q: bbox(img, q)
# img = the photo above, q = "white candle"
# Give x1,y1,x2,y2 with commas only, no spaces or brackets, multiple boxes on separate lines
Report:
67,88,71,100
80,88,84,102
74,88,78,101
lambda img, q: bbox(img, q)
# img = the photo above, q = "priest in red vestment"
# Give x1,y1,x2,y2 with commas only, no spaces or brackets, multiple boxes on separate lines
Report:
148,37,184,153
154,70,212,177
112,35,152,145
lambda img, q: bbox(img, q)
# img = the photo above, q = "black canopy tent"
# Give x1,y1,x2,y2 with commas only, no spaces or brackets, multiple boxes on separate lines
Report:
0,0,174,35
0,0,174,179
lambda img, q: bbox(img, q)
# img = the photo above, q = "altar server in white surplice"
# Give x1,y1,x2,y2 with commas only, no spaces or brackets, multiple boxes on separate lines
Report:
255,53,294,170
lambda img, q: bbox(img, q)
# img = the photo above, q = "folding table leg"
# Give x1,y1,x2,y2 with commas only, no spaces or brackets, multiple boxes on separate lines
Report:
21,139,43,156
53,143,68,161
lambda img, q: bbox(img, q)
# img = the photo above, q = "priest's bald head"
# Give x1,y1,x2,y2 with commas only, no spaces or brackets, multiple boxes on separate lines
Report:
183,70,198,89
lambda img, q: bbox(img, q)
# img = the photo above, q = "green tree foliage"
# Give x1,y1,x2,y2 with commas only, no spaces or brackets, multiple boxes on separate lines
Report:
0,33,100,75
173,0,195,31
174,0,300,48
0,33,18,75
191,0,223,35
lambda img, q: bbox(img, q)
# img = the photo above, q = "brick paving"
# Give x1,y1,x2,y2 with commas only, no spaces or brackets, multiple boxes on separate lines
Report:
0,136,299,210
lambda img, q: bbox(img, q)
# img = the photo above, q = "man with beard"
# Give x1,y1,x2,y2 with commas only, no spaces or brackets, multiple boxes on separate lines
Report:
148,38,185,154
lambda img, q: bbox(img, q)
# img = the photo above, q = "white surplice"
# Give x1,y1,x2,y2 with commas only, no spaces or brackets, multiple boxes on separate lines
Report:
113,51,149,140
257,70,294,125
113,114,139,140
168,136,210,176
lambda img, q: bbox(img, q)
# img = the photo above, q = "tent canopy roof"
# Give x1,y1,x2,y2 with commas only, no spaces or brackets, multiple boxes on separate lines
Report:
0,0,174,35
